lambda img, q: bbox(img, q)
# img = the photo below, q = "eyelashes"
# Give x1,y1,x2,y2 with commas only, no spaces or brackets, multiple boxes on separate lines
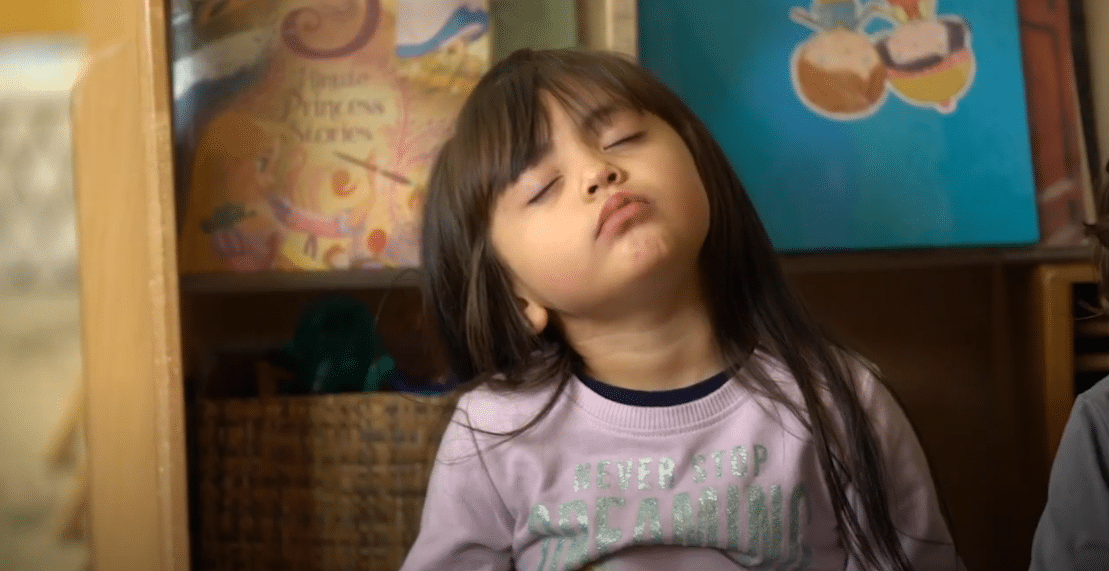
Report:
605,131,645,149
526,131,646,204
528,176,560,204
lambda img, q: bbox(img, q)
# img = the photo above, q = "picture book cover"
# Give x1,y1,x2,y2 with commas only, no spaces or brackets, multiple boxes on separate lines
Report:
171,0,490,273
638,0,1041,252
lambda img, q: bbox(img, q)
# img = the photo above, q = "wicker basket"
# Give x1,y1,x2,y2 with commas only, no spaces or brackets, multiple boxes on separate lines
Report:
195,391,458,571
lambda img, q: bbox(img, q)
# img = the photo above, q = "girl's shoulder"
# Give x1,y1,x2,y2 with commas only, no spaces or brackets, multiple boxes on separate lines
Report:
452,375,567,434
833,355,921,451
750,348,895,418
433,378,567,464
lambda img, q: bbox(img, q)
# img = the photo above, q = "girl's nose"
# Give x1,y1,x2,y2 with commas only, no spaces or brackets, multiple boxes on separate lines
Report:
585,164,624,197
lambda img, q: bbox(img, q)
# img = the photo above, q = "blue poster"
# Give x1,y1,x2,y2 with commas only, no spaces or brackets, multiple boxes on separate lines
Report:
638,0,1039,252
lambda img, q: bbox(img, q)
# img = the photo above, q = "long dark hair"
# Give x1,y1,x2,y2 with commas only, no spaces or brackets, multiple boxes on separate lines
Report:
421,48,913,569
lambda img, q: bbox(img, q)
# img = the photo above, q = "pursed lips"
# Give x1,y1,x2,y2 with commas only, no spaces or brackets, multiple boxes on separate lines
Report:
595,192,649,237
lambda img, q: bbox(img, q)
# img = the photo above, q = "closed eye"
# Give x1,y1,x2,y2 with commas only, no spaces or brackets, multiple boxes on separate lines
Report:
528,176,561,204
604,131,645,150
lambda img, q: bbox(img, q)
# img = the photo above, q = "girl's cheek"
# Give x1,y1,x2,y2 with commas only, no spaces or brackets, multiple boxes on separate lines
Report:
530,250,585,287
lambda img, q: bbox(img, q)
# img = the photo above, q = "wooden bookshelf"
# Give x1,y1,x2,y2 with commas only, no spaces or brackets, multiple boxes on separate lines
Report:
73,1,1099,570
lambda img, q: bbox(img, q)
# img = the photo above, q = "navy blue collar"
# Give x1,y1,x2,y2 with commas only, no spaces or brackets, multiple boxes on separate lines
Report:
577,370,730,407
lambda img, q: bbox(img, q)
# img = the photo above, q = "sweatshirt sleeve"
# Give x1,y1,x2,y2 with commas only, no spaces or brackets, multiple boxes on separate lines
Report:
1029,380,1109,571
847,371,966,571
400,395,515,571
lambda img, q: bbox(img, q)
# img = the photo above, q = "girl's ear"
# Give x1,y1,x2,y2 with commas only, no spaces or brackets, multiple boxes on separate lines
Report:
515,295,549,334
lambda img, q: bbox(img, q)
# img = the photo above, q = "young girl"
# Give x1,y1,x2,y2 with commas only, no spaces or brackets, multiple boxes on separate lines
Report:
402,48,963,571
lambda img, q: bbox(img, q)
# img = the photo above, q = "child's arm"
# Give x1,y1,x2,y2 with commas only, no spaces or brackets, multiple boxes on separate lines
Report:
1029,377,1109,570
400,398,515,571
848,369,967,571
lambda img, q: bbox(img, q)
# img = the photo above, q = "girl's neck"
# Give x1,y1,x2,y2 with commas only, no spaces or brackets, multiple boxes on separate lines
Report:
560,274,726,392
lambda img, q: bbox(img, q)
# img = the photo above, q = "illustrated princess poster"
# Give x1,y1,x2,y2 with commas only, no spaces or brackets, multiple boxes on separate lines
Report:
171,0,490,272
639,0,1040,251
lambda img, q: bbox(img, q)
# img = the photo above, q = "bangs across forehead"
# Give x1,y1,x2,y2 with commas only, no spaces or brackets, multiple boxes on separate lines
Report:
497,81,641,190
461,54,655,213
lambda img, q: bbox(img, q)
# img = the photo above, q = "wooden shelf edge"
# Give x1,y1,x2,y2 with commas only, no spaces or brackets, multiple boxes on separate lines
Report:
179,246,1095,292
179,267,422,292
782,245,1093,273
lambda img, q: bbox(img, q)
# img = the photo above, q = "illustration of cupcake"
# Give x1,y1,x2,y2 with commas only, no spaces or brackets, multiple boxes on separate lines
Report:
789,0,888,119
792,27,888,118
875,16,975,113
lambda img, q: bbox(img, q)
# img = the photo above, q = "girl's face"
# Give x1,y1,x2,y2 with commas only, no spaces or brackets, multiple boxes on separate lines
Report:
489,93,711,329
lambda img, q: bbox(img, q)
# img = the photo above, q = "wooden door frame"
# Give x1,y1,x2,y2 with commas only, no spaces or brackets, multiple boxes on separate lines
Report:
73,0,189,569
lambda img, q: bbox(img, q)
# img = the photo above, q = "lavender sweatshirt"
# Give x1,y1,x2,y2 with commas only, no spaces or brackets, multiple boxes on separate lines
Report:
401,353,963,570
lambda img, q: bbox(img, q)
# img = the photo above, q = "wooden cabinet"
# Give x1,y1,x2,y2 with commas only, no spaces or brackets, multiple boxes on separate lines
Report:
785,256,1096,571
73,1,1095,570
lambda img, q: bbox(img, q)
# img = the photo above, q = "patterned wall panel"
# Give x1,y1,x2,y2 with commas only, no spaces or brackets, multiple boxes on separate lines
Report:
0,40,81,294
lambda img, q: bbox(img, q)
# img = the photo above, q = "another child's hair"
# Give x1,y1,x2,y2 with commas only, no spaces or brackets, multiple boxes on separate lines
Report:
421,48,913,569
